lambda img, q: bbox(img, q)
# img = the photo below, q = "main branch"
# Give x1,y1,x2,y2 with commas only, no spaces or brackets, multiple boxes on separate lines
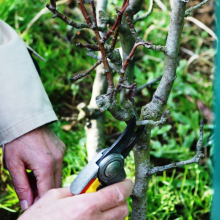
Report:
131,1,188,219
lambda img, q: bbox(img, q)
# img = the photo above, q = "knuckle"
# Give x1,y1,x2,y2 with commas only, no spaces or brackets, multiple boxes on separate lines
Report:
81,203,98,217
14,185,29,194
114,204,129,220
45,188,59,198
42,156,54,170
5,157,21,171
52,142,66,162
54,150,63,163
100,186,126,206
87,202,98,213
6,161,17,171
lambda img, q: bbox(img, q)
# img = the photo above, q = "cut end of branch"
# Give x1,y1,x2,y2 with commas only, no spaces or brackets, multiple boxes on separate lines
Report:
70,75,81,82
52,14,58,18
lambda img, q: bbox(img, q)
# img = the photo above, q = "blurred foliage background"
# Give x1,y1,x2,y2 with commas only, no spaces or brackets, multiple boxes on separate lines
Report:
0,0,215,219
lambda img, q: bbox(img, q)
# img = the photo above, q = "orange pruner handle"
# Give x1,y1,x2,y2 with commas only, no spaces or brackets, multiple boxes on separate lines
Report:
80,178,101,194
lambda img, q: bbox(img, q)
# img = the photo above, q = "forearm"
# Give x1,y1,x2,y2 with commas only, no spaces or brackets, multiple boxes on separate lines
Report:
0,20,57,146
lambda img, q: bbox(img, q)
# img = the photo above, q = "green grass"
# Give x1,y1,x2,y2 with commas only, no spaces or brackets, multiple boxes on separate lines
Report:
0,0,213,219
147,165,212,220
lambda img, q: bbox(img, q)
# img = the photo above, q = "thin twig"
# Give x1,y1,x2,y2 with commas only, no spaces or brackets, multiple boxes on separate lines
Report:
144,44,167,53
185,0,211,17
113,41,151,98
46,4,89,29
77,0,114,92
125,13,167,53
120,83,137,90
76,43,100,51
91,0,98,29
87,52,118,72
122,83,137,102
137,75,162,92
70,60,102,81
197,120,204,152
102,0,129,43
77,0,93,28
87,52,101,60
108,1,128,51
110,25,120,51
146,120,204,176
49,0,56,9
134,0,154,23
119,42,150,76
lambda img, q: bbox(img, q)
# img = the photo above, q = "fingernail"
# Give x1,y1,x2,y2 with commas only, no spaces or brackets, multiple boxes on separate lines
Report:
115,188,124,203
20,200,28,211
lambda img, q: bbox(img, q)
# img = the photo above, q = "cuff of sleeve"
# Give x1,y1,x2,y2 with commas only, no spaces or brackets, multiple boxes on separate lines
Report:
0,109,58,146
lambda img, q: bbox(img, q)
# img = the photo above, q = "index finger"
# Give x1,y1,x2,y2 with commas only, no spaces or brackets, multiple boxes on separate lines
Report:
33,160,55,197
94,179,134,211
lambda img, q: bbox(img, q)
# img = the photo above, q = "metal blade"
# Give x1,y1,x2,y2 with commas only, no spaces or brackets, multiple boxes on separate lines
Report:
97,117,136,165
121,125,145,158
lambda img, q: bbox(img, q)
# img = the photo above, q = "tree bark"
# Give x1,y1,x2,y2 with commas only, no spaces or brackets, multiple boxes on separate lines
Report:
119,0,144,104
85,0,108,161
85,62,107,161
131,1,187,219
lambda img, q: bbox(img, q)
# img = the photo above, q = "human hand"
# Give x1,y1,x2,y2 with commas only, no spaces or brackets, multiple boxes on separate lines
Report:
18,179,134,220
4,125,66,211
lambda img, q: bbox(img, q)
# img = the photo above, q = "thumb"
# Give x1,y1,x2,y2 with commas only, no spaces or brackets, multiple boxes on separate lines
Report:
94,179,134,211
47,187,73,199
7,162,33,211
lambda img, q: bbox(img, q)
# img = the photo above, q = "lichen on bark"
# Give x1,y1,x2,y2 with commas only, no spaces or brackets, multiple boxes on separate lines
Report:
131,1,187,219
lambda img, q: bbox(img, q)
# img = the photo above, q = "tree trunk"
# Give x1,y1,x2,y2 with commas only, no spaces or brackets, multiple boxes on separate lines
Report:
85,62,107,161
131,1,187,219
85,0,108,161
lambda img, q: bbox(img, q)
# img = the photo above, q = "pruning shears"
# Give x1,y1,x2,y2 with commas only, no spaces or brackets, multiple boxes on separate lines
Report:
70,116,145,195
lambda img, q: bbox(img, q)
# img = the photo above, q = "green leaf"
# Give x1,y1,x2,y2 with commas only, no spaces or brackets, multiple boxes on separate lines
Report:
171,112,192,124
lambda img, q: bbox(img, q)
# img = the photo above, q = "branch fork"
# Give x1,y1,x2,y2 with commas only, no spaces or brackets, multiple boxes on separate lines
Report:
125,12,167,53
46,1,89,29
136,110,170,126
146,120,204,177
185,0,211,17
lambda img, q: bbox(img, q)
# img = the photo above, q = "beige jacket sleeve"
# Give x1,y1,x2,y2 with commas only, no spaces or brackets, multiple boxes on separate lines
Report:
0,20,57,146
